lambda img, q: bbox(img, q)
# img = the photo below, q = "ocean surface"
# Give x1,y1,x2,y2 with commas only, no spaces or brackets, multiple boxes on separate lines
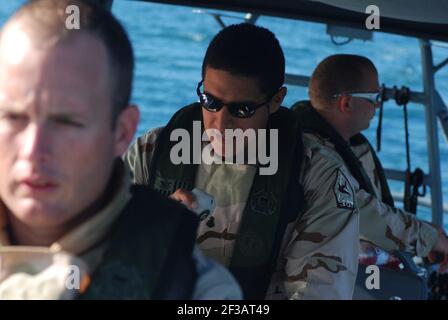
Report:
1,0,447,229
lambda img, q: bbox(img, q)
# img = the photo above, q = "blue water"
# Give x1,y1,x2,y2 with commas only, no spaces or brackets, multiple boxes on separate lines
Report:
1,0,447,229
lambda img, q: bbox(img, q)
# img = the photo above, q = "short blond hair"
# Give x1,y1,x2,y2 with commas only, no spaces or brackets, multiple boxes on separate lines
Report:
309,54,377,110
1,0,133,125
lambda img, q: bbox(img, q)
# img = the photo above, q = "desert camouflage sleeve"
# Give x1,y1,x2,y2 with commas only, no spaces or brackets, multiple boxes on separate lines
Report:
357,189,438,257
123,127,164,184
283,140,360,300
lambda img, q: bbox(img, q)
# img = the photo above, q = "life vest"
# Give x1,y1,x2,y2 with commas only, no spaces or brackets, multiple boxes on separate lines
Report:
292,100,394,207
148,103,305,299
79,185,198,299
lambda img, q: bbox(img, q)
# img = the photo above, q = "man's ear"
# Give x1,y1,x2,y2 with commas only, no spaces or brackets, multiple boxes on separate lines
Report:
337,95,352,114
113,104,140,157
269,86,287,114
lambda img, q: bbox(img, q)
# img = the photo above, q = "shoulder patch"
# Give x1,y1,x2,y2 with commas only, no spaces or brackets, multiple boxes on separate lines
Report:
333,169,355,210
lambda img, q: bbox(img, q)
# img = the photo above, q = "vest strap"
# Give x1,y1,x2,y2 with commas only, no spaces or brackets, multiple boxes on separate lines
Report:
80,185,198,299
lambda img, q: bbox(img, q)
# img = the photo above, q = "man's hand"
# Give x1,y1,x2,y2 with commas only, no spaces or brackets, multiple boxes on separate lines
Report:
428,226,448,273
169,188,198,210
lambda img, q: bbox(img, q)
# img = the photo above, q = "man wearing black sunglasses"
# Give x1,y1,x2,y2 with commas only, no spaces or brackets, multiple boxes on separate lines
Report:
292,54,448,274
126,24,360,299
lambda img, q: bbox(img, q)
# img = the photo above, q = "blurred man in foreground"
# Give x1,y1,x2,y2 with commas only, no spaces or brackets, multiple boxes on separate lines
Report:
0,0,241,299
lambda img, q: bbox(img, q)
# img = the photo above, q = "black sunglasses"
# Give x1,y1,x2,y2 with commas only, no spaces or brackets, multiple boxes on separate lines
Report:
196,80,274,119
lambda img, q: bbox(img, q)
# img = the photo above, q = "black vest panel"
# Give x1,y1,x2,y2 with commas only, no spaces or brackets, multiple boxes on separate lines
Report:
80,185,198,299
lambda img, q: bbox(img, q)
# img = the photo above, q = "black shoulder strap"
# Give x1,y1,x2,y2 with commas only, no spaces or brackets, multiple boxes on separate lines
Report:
229,107,305,299
149,103,202,196
80,185,198,299
350,135,395,207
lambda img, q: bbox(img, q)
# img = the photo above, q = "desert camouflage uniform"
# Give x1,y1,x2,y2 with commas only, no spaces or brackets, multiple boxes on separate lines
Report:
307,133,438,257
125,127,360,300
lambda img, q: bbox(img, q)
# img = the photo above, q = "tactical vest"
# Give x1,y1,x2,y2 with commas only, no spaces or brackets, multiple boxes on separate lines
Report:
292,101,394,207
79,185,198,299
148,103,305,299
